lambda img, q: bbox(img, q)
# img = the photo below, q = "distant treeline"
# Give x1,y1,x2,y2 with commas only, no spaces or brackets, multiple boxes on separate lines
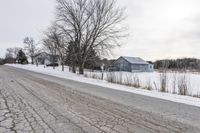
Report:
154,58,200,70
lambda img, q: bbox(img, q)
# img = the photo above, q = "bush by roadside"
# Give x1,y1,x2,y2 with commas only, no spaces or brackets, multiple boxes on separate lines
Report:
0,58,5,65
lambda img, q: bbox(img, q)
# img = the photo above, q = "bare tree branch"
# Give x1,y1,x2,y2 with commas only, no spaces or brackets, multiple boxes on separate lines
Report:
55,0,127,74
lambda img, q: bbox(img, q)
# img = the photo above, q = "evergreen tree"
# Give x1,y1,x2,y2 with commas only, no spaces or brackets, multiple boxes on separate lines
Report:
16,50,28,64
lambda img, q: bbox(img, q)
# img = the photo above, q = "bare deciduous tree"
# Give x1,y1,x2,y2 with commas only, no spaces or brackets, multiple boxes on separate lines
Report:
24,37,38,64
56,0,126,74
5,48,14,59
5,47,22,63
45,25,68,71
42,33,59,69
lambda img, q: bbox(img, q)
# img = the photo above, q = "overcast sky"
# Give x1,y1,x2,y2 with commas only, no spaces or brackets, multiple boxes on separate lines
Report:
0,0,200,61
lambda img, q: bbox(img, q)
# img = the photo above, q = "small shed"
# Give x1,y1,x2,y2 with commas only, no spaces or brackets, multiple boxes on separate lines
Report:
113,56,154,72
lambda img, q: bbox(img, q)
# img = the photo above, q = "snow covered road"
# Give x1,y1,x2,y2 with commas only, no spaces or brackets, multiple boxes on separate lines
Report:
1,66,200,133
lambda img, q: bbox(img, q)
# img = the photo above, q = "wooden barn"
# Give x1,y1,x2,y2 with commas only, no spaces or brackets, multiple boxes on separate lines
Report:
112,56,154,72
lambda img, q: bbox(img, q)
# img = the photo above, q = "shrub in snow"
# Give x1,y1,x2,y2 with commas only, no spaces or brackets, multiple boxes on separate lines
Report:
178,74,189,96
106,72,117,83
144,79,153,90
132,74,141,88
124,75,133,86
159,72,168,92
172,73,177,94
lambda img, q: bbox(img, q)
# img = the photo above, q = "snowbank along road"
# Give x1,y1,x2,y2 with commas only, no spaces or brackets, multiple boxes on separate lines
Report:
0,66,200,133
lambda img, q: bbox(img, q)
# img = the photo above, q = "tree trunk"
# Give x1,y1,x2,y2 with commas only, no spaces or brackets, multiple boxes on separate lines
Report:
79,62,85,74
31,57,33,64
62,62,64,71
79,66,84,74
72,65,76,73
53,54,55,69
71,57,76,73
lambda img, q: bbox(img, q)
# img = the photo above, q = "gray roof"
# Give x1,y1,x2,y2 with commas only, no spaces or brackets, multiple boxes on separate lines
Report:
121,56,149,65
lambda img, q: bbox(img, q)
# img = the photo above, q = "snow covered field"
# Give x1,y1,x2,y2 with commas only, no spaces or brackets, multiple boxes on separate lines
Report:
84,71,200,97
6,64,200,107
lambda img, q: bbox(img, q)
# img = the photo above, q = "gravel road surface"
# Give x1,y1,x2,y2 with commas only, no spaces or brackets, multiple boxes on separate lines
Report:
0,66,200,133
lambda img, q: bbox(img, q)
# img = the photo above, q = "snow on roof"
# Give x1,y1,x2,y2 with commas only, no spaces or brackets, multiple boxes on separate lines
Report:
121,56,149,65
33,52,59,58
33,52,49,57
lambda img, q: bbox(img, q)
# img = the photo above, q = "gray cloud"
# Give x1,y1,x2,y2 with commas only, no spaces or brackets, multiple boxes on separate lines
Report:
0,0,55,57
113,0,200,61
1,0,200,61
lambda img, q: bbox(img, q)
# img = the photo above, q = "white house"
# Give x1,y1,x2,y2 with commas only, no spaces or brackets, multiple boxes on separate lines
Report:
33,52,60,65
